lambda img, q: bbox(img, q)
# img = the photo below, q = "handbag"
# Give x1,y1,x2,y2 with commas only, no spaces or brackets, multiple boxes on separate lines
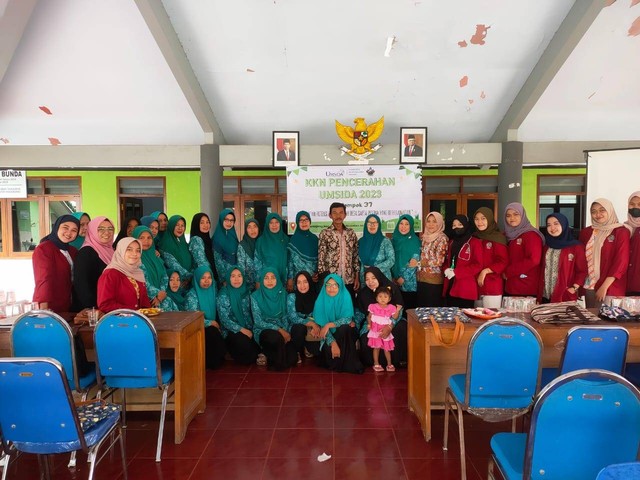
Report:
530,302,600,324
415,307,468,348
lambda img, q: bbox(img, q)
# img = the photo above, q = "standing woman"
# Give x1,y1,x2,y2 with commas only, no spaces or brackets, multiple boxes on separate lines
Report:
150,211,169,246
287,211,319,291
358,214,395,284
189,212,218,284
217,267,260,365
472,207,508,308
69,211,90,250
32,215,80,313
443,215,483,308
287,271,320,357
416,212,448,307
539,213,587,303
255,213,289,285
113,217,140,249
251,267,304,370
238,219,260,291
625,192,640,295
133,226,178,311
184,265,226,369
97,238,151,313
503,203,544,297
74,216,115,309
141,215,160,239
212,209,239,286
391,214,421,310
579,198,630,307
159,215,193,285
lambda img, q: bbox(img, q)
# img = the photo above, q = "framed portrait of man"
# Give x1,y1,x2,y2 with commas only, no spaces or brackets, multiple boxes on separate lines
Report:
400,127,427,164
273,131,300,167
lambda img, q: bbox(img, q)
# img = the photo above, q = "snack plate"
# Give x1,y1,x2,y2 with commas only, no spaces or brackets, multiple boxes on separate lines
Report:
138,308,161,317
461,308,502,320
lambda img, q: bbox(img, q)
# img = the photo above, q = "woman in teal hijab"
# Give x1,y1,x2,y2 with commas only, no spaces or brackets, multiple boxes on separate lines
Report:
133,226,178,311
150,211,169,246
69,211,90,249
238,218,260,291
166,268,187,310
159,215,193,285
312,274,363,374
358,214,395,284
251,266,305,370
212,209,239,285
217,267,260,365
287,211,319,291
255,213,289,285
184,265,226,369
391,214,421,309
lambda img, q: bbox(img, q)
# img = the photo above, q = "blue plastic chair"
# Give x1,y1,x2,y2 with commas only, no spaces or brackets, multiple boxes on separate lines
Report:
540,326,629,387
0,357,126,480
597,461,640,479
443,318,543,480
93,309,174,463
489,369,640,480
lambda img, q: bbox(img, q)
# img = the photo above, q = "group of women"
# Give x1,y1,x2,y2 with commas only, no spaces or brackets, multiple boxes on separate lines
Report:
31,191,640,374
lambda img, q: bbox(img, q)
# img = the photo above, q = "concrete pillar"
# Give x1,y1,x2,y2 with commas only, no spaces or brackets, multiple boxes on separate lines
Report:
497,141,523,230
200,144,223,221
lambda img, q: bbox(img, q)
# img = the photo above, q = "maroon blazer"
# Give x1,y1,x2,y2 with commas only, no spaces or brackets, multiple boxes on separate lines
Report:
97,269,151,313
579,226,630,296
538,244,587,303
627,227,640,293
505,231,543,296
32,241,78,314
477,239,508,296
443,237,483,301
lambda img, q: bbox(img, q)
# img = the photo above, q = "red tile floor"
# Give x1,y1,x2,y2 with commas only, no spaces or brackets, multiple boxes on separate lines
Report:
2,361,512,479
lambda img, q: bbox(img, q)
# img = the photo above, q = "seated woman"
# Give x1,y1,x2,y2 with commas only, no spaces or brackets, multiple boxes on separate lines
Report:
74,216,115,309
69,211,90,250
160,215,194,286
166,268,188,311
113,217,140,249
32,214,80,313
212,209,239,286
313,274,363,374
238,218,260,291
391,214,421,310
358,214,395,284
472,207,508,308
287,212,319,292
97,237,151,313
133,226,178,311
184,265,226,369
217,267,260,365
287,271,320,358
251,267,304,370
357,267,406,368
255,213,289,285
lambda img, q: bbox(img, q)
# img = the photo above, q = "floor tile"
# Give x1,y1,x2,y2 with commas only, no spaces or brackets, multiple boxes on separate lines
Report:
204,429,274,458
230,388,285,406
282,387,333,406
134,427,213,459
240,372,290,389
276,405,334,429
263,457,334,480
332,371,380,387
394,428,453,459
206,373,247,389
387,406,422,430
334,428,400,458
286,372,333,389
403,458,482,480
333,406,392,429
218,406,281,429
334,458,407,480
380,386,409,406
268,428,334,459
188,406,227,430
205,388,237,407
189,457,266,479
333,385,385,407
376,371,409,388
119,458,198,480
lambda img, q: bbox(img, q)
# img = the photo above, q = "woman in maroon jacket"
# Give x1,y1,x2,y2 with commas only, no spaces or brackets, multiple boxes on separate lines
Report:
443,215,483,307
472,207,508,308
579,198,630,307
503,202,544,296
97,237,151,313
32,214,80,313
625,191,640,295
539,213,587,303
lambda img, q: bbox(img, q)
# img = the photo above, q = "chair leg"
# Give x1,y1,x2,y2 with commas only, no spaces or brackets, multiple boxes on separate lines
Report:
511,416,517,433
1,453,10,480
87,449,96,480
443,388,451,450
121,389,127,428
456,403,467,480
119,426,128,480
487,456,495,480
155,385,169,462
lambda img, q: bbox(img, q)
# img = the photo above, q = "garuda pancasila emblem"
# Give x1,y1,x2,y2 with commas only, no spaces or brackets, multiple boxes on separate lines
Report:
335,117,384,160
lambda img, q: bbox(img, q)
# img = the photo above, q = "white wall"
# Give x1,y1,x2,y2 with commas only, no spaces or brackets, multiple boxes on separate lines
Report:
0,259,35,304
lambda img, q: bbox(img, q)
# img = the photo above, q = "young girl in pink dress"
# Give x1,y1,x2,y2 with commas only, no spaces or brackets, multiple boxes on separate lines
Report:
367,286,397,372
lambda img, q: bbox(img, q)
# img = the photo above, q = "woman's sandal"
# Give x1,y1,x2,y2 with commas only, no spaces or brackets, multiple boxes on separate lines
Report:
256,353,267,367
373,364,384,372
386,364,396,372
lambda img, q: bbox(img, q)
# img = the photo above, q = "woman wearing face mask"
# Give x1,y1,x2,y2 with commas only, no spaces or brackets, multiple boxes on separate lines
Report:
503,203,544,297
32,215,80,313
539,213,587,303
391,214,421,310
579,198,629,307
358,214,395,285
442,215,483,308
625,192,640,295
160,215,193,286
255,213,289,286
212,209,239,286
287,212,319,292
69,211,90,250
416,212,448,307
238,219,260,292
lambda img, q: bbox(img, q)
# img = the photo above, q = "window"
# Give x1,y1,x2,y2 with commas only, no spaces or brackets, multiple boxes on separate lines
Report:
424,175,499,220
117,177,165,229
537,175,585,233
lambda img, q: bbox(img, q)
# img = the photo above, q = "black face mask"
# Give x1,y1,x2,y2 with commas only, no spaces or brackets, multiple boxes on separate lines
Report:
629,208,640,218
452,227,466,236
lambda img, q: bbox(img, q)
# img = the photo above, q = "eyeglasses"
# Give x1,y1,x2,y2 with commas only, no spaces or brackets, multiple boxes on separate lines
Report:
325,282,339,289
97,227,115,233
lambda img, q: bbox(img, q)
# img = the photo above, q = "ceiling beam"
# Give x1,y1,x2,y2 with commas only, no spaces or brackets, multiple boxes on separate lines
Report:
491,0,603,142
0,0,38,86
134,0,226,145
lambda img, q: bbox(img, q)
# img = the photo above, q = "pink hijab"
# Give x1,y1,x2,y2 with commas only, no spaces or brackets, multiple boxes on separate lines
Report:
81,216,115,265
103,237,145,283
625,191,640,234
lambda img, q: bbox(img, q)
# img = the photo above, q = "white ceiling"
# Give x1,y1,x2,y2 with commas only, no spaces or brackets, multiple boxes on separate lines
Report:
0,0,638,147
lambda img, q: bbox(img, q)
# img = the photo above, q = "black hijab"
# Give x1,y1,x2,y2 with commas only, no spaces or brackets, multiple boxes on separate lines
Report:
449,215,473,258
190,213,215,268
40,214,80,250
357,266,404,313
294,271,318,315
113,216,140,248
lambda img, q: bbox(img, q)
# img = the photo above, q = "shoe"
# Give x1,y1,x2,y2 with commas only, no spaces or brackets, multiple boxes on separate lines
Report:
373,364,384,372
297,353,302,364
386,364,396,372
256,353,267,366
304,347,314,358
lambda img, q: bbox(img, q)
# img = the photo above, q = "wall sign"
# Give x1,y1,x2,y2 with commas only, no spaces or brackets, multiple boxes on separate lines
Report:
0,170,27,198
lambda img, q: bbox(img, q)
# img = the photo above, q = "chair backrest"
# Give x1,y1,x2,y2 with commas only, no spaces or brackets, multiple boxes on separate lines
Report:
0,358,85,452
93,309,162,385
465,318,543,408
524,369,640,479
559,326,629,376
10,310,80,390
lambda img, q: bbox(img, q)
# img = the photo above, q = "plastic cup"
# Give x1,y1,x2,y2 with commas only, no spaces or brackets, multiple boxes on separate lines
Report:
88,309,98,327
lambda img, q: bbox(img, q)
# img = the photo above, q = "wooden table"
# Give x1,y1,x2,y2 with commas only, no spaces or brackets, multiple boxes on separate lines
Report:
407,310,640,442
0,311,206,444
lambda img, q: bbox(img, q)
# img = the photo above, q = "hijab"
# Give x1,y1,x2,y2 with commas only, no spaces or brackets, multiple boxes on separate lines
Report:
82,216,115,265
212,209,239,264
113,217,140,249
625,191,640,234
166,268,186,309
192,265,216,321
132,225,165,289
255,213,289,282
40,214,80,250
359,214,385,267
588,198,624,284
449,215,474,259
391,214,421,279
159,215,193,271
312,274,354,327
251,267,287,319
544,213,580,249
472,207,507,245
422,211,447,244
141,215,159,232
357,266,404,313
240,218,260,258
220,267,250,325
289,211,319,261
103,237,145,283
503,202,544,243
190,212,216,268
69,212,89,249
150,211,168,244
294,271,318,315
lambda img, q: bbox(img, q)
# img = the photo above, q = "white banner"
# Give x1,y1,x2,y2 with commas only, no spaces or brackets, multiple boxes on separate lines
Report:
286,165,423,235
0,170,27,198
